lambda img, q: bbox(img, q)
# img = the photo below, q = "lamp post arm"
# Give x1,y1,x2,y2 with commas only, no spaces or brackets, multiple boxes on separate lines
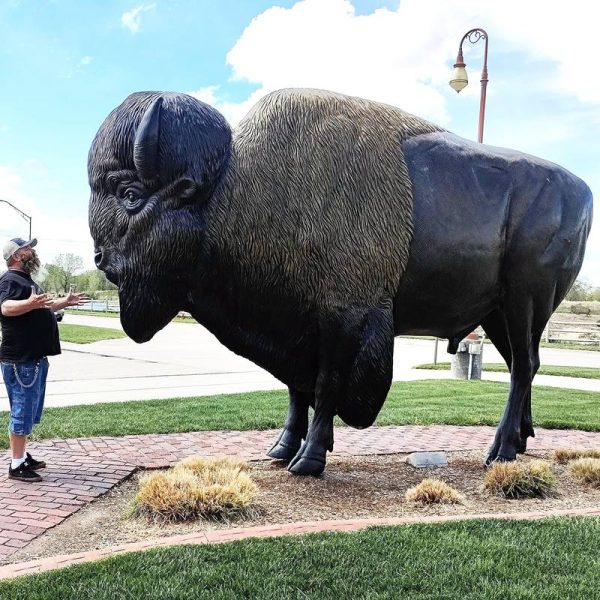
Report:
0,198,33,239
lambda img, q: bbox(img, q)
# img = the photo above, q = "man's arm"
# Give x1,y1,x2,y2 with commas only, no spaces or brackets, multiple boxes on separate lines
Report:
1,288,54,317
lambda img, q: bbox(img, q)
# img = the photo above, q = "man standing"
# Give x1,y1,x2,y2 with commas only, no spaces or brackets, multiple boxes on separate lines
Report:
0,238,87,482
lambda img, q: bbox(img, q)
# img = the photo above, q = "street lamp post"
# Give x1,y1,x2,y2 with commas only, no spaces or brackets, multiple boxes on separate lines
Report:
449,28,489,143
447,29,490,379
0,198,32,240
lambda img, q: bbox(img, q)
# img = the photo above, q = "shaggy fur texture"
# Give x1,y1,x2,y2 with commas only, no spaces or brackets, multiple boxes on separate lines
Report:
211,89,443,307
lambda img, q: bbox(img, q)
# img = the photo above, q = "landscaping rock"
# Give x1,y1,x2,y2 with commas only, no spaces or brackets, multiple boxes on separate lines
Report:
406,452,448,468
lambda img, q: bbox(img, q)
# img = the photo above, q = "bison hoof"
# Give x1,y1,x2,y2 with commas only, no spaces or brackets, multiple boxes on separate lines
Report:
485,446,518,467
288,456,326,476
517,426,535,454
287,441,327,476
266,429,303,462
486,427,521,466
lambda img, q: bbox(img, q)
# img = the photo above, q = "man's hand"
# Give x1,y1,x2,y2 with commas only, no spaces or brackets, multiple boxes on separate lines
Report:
28,286,54,310
63,290,89,308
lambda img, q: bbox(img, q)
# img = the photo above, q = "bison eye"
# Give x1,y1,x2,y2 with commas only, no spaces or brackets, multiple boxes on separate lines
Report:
117,182,146,214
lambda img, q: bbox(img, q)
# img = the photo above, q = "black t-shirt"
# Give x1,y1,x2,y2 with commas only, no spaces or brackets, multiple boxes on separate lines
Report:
0,270,61,362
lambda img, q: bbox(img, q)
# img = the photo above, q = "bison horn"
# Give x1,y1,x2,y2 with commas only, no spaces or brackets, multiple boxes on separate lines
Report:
133,97,163,182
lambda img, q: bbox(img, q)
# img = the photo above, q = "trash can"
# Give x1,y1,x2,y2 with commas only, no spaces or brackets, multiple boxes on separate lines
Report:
451,338,483,380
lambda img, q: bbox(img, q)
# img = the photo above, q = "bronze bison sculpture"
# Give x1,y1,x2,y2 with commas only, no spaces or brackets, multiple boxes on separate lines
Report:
88,89,593,475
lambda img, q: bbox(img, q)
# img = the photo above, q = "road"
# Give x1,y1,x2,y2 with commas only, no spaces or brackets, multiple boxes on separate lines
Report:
1,313,599,408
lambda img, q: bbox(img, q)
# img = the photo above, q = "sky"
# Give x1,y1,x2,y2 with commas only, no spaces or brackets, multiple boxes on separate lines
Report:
0,0,599,285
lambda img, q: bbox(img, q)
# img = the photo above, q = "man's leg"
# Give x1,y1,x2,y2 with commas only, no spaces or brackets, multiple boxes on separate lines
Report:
9,432,27,462
2,361,42,481
25,358,48,469
32,358,49,428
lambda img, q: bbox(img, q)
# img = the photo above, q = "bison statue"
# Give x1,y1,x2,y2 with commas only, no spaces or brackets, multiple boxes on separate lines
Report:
88,89,593,475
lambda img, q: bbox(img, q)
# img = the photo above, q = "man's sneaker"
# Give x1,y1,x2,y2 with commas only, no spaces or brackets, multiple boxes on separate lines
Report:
8,463,42,483
23,452,46,470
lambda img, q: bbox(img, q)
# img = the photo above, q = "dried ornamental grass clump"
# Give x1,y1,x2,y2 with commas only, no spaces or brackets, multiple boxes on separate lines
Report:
569,458,600,488
134,456,258,522
484,460,556,498
405,478,464,505
553,448,600,464
177,455,251,473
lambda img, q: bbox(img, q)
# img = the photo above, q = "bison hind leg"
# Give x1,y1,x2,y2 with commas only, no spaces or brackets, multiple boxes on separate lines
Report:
485,294,552,465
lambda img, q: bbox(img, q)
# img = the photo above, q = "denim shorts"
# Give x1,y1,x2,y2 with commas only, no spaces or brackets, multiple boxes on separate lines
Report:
1,358,49,436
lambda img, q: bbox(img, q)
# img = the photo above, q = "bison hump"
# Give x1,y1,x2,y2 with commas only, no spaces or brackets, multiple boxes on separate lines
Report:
217,88,442,307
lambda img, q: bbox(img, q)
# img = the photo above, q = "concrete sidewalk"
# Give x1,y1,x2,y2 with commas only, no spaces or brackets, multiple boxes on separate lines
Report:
1,313,599,407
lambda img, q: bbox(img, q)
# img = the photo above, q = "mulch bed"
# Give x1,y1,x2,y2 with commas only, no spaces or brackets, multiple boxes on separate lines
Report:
5,450,600,565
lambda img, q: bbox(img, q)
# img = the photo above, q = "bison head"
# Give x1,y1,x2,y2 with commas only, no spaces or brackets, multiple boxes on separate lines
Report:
88,92,231,342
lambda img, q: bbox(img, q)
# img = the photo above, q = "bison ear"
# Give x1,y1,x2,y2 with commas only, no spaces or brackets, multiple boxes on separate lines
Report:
134,97,163,183
174,177,198,202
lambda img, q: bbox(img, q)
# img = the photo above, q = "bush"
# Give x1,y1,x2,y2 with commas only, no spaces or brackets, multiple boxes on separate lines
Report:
556,301,600,316
134,456,258,522
569,458,600,487
405,479,464,504
552,448,600,464
570,304,592,316
484,460,556,498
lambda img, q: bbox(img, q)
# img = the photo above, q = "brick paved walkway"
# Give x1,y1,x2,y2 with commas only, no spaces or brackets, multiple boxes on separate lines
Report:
1,425,600,564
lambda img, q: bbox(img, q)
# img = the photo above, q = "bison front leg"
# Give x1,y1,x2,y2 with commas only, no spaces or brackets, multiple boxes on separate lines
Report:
288,302,394,476
267,389,313,462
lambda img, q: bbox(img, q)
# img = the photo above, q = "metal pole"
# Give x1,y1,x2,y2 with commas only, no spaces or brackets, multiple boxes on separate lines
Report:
477,33,489,143
433,338,439,365
449,29,490,372
454,28,489,143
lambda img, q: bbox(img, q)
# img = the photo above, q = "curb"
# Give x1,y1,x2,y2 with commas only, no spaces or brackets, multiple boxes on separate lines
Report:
1,506,600,581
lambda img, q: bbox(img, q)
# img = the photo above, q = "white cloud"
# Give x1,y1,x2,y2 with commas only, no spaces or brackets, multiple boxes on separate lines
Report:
218,0,462,124
187,86,258,126
194,0,599,126
121,3,156,34
66,55,93,78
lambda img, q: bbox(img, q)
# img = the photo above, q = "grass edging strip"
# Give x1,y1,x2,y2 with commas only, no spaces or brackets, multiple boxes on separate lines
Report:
1,510,599,584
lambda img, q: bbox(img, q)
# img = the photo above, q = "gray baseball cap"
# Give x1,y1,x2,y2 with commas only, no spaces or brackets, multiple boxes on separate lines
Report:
2,237,38,261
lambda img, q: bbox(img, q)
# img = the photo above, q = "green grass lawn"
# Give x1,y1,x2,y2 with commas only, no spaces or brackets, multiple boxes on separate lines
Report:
539,341,600,352
1,380,599,449
417,363,600,379
58,323,127,344
1,518,599,599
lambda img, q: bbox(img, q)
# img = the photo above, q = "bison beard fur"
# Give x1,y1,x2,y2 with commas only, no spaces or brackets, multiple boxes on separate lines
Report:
88,88,593,476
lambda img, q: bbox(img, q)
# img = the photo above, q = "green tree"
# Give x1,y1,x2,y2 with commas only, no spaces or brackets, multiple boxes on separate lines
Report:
565,278,593,301
71,268,117,298
589,287,600,302
42,253,84,294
